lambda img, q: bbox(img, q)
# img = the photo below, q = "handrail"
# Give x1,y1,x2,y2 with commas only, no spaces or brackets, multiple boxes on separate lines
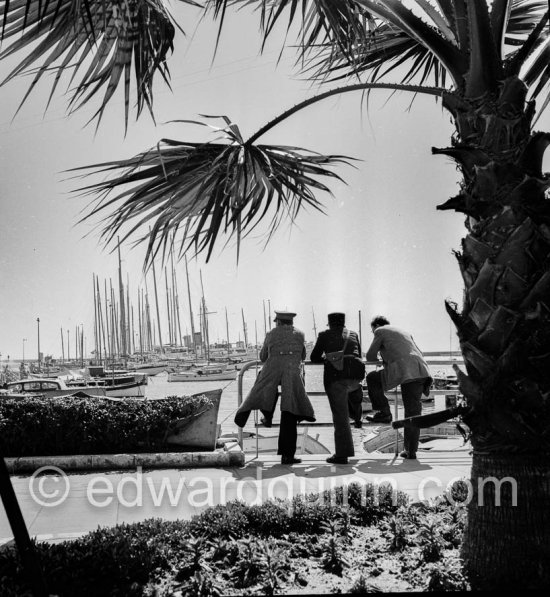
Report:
235,358,463,449
236,360,261,448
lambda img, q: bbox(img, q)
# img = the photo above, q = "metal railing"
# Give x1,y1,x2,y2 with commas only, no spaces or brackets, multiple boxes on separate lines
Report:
236,358,463,454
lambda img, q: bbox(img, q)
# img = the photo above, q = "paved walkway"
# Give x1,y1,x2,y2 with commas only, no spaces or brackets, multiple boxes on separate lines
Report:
0,442,472,545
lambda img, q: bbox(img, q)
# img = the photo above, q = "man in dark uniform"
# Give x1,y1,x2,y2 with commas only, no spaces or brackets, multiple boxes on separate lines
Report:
310,312,366,465
234,310,315,465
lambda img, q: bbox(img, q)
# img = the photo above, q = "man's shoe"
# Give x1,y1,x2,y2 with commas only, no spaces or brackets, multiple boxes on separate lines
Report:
326,455,348,465
354,421,363,429
399,450,417,459
260,417,272,428
281,457,302,465
366,411,392,424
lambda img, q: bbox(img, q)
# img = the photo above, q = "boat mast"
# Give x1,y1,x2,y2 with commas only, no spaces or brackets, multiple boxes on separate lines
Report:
117,241,127,362
110,279,120,359
358,309,362,349
225,307,230,356
143,279,152,353
92,275,100,365
184,255,196,356
200,270,214,362
60,327,65,364
151,256,164,354
165,266,173,348
127,274,132,356
96,277,107,366
312,307,318,339
138,290,143,358
104,279,111,365
241,308,248,349
171,249,183,348
93,274,99,365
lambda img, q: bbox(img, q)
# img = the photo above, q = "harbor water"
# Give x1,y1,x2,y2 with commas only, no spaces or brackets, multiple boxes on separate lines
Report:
144,363,450,437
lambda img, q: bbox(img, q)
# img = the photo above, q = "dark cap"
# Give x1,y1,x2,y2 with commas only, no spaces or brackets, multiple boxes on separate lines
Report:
328,312,345,326
273,310,296,322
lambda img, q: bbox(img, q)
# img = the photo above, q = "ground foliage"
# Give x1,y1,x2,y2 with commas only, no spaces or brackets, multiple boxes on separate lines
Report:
0,394,211,456
0,481,471,595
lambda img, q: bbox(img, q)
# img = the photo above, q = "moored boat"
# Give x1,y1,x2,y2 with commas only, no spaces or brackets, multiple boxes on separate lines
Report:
168,364,238,382
1,376,146,399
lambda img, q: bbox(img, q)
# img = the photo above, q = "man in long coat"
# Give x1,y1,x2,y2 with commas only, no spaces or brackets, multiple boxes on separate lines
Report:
234,311,315,465
365,315,432,459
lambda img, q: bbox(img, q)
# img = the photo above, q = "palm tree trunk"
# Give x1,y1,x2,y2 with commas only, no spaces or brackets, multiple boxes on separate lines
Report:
435,75,550,589
463,453,550,590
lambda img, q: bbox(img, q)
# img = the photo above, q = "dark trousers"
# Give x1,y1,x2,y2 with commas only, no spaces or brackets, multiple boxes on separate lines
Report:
326,379,360,457
277,411,299,458
366,370,425,455
348,386,363,423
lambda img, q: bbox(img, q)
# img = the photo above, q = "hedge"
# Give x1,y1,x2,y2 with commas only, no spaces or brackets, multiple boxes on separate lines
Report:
0,395,212,456
0,482,417,596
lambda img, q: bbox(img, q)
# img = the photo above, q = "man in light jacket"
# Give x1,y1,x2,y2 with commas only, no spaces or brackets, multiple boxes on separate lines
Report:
365,316,432,459
234,310,315,465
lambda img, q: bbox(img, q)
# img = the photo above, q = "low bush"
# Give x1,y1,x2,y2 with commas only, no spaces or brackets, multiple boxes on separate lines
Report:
0,394,212,456
0,485,467,595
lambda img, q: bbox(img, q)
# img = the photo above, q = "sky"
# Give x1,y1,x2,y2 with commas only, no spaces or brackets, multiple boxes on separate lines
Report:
1,2,543,361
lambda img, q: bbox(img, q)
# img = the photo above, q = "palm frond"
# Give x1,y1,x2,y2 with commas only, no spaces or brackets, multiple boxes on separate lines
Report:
72,116,356,265
0,0,198,127
302,21,449,90
297,0,467,90
504,0,547,48
504,0,548,71
206,0,371,63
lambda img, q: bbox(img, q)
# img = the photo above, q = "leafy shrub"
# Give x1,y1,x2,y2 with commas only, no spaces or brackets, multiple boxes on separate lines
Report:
384,510,412,551
424,556,470,591
445,477,471,505
188,501,250,539
0,488,468,595
320,519,350,576
0,394,212,456
349,574,383,593
246,500,292,536
230,538,264,588
257,539,293,595
416,516,448,562
314,482,409,526
0,520,189,596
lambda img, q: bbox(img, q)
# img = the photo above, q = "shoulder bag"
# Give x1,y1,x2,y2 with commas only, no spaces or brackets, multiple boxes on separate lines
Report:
325,329,350,371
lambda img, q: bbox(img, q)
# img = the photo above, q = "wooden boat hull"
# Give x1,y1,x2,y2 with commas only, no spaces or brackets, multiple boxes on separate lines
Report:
165,389,222,450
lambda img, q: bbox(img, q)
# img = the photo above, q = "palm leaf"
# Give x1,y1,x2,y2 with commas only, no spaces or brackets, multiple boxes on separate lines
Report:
71,116,356,265
207,0,370,63
0,0,198,127
303,20,449,90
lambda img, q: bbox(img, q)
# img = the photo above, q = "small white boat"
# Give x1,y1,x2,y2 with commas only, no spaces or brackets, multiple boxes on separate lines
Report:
168,364,238,382
1,377,146,399
128,363,169,376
